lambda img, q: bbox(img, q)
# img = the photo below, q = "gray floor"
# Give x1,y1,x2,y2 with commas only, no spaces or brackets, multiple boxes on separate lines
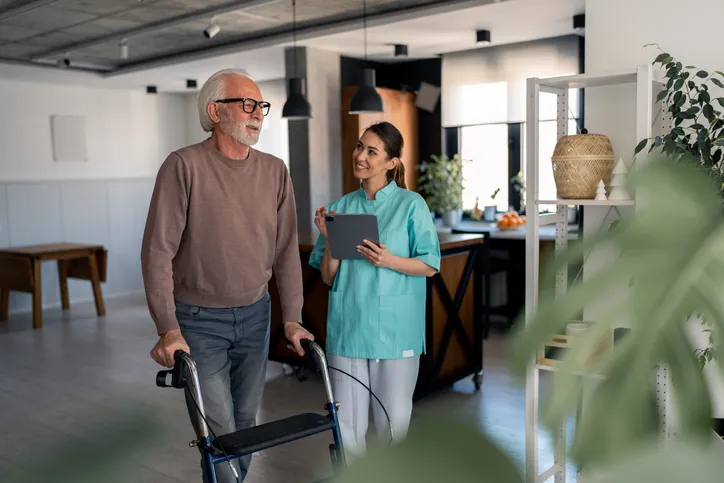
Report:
0,293,573,482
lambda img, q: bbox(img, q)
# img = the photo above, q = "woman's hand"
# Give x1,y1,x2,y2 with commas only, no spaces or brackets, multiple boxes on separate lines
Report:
357,239,398,269
314,207,337,239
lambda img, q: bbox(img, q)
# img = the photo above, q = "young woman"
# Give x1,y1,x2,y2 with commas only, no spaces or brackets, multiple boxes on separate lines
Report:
309,121,441,463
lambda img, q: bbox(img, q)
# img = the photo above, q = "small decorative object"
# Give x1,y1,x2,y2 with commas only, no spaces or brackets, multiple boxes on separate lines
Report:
608,158,631,200
471,197,483,221
551,129,615,199
483,188,500,222
594,179,607,200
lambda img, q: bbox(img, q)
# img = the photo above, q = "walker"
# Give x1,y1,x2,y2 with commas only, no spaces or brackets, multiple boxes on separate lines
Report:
155,339,346,482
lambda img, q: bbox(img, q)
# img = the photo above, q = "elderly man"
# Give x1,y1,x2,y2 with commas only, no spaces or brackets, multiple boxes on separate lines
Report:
141,69,312,482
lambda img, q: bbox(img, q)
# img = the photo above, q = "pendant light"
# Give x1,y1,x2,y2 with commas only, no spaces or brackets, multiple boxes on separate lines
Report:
282,0,311,119
349,0,383,114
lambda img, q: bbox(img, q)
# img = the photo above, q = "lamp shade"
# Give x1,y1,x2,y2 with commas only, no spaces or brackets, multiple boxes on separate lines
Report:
282,77,311,119
349,68,383,114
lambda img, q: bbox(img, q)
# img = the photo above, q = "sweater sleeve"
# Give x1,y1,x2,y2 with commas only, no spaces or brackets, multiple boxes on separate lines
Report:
273,166,303,323
141,153,189,335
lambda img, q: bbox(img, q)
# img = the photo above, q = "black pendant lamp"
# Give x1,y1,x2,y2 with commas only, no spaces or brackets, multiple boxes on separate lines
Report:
282,0,311,119
348,0,383,114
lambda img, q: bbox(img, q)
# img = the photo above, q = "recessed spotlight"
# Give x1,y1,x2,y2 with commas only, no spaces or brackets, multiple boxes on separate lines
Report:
394,44,408,57
573,14,585,32
204,24,220,39
146,85,157,94
476,29,491,44
186,79,197,89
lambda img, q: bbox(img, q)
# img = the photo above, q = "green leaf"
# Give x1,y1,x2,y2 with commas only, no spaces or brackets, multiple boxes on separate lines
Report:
697,70,709,78
714,78,724,89
700,90,712,104
654,52,671,64
689,80,697,89
634,138,649,155
674,78,685,90
704,104,715,122
718,98,724,109
334,414,524,483
656,90,669,103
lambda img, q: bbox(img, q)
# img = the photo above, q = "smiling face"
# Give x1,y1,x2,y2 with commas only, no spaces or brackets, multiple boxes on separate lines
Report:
353,130,397,182
209,74,264,146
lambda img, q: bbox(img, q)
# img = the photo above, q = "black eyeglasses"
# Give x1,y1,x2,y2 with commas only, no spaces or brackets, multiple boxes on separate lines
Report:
215,97,271,116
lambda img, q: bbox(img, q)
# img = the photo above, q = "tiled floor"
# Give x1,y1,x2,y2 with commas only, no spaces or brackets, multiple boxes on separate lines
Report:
0,293,574,482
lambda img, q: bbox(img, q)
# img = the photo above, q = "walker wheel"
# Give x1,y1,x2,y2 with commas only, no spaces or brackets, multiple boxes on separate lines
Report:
472,372,483,390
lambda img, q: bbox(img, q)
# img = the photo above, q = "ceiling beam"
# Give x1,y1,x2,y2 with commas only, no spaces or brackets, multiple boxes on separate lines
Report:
0,0,58,21
31,0,283,60
104,0,499,78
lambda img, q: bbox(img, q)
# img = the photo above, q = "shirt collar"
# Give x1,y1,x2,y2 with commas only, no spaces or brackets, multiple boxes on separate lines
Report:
357,179,398,201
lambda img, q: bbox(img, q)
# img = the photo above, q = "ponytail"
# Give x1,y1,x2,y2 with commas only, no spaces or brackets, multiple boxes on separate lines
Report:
390,162,407,189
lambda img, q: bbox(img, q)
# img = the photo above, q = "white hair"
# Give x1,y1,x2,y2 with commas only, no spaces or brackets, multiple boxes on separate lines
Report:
197,69,254,132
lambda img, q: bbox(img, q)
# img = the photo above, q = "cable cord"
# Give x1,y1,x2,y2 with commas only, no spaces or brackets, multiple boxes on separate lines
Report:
183,385,240,483
327,365,395,445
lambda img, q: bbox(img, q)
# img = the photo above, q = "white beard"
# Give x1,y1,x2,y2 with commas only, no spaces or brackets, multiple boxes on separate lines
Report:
219,107,261,146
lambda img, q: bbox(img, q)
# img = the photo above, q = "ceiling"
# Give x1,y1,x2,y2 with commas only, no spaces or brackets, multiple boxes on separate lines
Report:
0,0,461,71
0,0,585,91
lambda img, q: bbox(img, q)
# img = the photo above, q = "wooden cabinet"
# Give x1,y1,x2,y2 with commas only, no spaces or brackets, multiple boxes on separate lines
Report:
340,86,419,194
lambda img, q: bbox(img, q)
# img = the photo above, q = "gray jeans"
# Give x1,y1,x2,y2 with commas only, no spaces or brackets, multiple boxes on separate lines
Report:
175,292,271,483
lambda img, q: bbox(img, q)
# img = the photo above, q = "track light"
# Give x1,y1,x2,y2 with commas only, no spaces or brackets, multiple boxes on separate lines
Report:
61,57,70,67
476,29,491,44
120,39,128,59
204,24,220,39
186,79,197,89
146,85,157,94
393,44,408,57
573,14,585,32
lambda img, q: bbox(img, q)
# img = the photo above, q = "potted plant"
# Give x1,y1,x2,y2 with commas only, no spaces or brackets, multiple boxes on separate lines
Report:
417,154,465,227
483,188,500,221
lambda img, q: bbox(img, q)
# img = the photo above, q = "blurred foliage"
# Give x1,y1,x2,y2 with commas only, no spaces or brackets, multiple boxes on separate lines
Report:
509,154,724,472
2,406,162,483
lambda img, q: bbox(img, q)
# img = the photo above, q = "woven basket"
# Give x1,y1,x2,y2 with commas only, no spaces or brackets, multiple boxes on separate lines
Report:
551,131,614,199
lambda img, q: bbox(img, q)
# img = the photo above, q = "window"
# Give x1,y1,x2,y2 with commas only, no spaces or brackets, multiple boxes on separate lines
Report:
460,123,510,212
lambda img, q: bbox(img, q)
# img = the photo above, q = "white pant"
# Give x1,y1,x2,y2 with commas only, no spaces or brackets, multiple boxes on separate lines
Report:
327,354,420,463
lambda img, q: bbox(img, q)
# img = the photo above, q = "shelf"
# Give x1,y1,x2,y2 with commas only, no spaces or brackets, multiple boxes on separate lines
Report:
537,199,635,206
538,67,664,89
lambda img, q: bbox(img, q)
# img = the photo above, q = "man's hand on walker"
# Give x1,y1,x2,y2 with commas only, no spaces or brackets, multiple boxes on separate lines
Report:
151,329,190,368
284,321,314,356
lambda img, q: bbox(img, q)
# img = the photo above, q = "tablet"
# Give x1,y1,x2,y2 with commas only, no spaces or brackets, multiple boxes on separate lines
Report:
325,213,380,260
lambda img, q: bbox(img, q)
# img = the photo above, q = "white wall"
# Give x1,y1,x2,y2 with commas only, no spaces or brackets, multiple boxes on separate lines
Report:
584,0,724,417
182,78,290,165
0,78,187,316
0,80,186,181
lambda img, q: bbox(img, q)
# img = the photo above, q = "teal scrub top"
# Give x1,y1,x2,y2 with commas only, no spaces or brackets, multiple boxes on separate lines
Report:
309,181,441,360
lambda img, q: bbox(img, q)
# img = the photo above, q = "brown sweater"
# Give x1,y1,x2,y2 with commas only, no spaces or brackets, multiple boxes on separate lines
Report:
141,138,303,335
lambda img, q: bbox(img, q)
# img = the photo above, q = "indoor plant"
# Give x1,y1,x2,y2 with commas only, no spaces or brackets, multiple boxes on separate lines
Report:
634,46,724,369
417,154,465,227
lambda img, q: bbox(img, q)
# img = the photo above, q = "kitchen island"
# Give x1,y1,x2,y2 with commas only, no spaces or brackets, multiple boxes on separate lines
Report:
267,231,486,400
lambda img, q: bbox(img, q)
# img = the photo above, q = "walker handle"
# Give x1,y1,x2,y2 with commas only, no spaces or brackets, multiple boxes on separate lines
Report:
155,350,189,388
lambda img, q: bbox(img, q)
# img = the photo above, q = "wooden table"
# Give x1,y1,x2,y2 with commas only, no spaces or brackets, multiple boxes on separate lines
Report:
0,243,107,329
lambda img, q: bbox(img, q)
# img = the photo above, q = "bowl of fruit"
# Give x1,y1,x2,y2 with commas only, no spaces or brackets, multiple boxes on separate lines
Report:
496,211,525,231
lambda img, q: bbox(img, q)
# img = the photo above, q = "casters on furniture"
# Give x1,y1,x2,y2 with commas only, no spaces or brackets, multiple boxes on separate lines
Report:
472,371,483,390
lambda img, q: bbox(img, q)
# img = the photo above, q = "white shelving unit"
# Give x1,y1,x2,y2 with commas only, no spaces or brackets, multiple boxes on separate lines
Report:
523,64,666,483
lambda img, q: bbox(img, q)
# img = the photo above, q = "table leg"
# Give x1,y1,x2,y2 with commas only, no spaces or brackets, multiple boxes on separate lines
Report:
57,260,70,311
32,260,42,329
0,288,8,322
87,254,105,317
